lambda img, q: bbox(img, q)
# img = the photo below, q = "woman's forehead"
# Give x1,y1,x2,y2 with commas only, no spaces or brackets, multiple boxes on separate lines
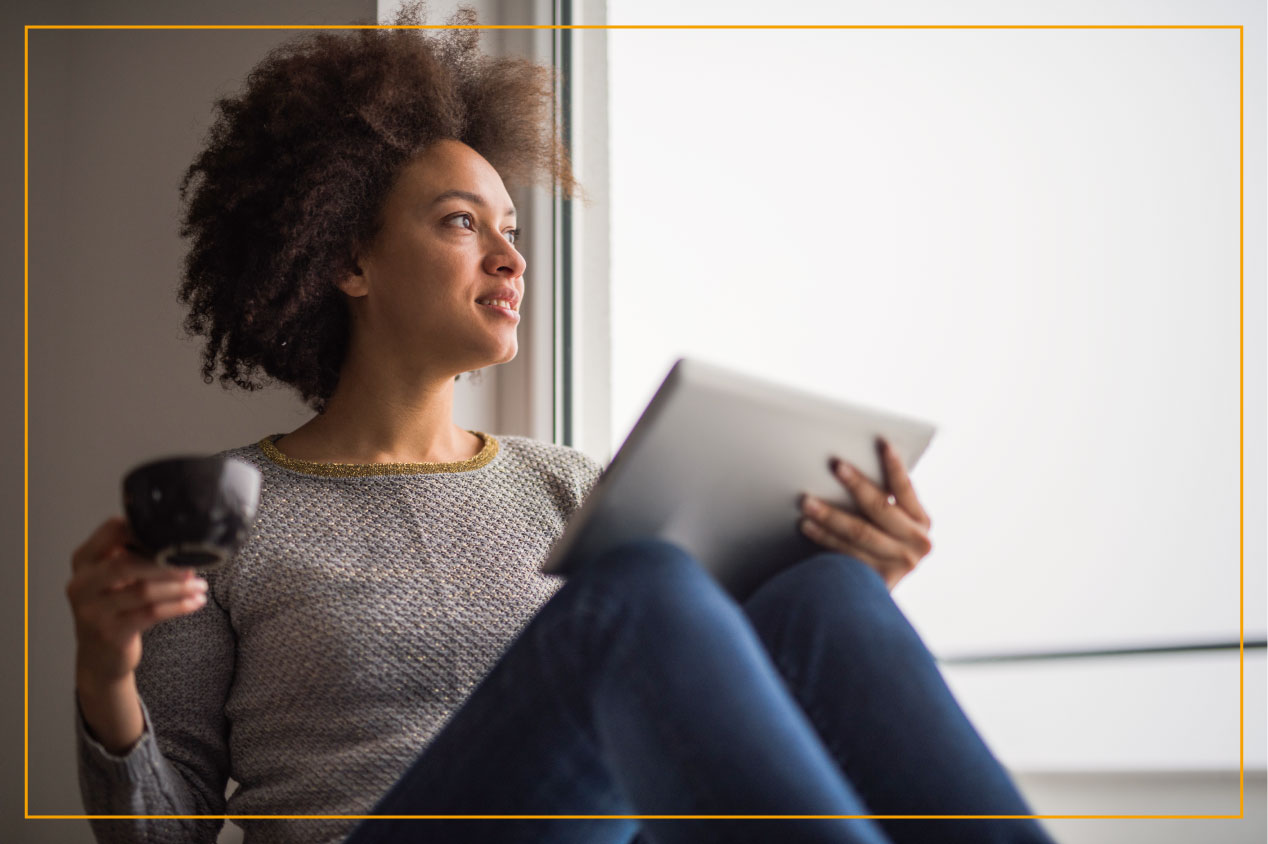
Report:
393,141,513,212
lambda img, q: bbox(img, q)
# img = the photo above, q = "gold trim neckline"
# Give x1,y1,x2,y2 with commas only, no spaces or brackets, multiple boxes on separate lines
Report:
256,431,499,477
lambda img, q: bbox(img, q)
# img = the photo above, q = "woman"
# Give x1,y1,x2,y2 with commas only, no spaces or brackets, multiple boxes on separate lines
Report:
66,5,1057,844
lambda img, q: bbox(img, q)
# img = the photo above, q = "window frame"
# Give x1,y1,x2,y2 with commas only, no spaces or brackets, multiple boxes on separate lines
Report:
480,0,611,462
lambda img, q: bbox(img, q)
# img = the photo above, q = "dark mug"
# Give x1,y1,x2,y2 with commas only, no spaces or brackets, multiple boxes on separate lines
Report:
122,455,261,569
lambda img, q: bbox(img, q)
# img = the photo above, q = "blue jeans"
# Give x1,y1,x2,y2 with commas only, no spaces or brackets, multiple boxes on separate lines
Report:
344,538,1056,844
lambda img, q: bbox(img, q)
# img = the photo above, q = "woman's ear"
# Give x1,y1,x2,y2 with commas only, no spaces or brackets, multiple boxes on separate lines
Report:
336,258,370,298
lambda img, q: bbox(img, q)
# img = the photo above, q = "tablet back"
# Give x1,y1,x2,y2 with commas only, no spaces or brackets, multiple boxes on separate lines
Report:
540,358,937,600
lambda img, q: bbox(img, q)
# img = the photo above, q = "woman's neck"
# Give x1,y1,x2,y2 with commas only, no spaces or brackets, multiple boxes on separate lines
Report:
273,371,482,466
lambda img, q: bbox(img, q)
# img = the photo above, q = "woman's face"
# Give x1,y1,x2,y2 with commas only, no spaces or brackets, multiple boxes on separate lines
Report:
343,139,526,377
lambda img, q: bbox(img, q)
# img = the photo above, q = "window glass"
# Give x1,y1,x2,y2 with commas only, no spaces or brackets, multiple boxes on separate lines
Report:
608,3,1245,660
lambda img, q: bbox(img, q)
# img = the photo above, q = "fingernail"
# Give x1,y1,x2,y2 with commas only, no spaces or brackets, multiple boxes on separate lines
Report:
835,460,855,479
191,578,208,592
877,436,889,454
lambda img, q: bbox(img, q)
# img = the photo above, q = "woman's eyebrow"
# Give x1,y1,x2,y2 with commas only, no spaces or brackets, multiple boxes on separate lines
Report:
429,188,516,219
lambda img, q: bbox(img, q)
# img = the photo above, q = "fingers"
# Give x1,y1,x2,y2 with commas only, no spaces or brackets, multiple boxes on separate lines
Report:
68,517,212,686
117,591,209,632
72,548,196,600
796,515,906,591
797,515,855,556
69,565,207,670
76,582,208,647
829,455,920,543
100,576,207,615
875,437,932,529
71,516,132,574
797,437,935,591
67,518,205,635
799,495,911,562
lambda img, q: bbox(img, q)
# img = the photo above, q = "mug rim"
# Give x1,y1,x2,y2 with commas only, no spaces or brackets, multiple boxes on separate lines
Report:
123,454,244,483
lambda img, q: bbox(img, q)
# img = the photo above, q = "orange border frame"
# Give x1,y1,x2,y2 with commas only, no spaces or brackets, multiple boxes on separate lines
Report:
22,21,1247,821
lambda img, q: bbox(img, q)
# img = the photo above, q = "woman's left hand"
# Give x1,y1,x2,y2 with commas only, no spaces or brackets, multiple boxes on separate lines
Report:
798,436,933,591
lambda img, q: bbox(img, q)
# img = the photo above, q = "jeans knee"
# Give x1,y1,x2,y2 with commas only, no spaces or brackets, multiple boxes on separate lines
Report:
745,552,899,635
584,537,698,585
776,552,886,599
576,536,733,623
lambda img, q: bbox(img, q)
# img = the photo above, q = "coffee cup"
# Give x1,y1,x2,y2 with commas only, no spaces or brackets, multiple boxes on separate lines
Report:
122,455,261,569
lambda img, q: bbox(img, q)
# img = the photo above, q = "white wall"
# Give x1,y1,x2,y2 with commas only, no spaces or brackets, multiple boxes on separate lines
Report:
604,0,1266,773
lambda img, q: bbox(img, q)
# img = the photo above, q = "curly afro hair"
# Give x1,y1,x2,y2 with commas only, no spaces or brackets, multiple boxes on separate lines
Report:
177,1,576,414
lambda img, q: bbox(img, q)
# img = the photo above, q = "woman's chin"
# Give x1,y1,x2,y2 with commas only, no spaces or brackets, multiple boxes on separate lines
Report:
484,342,517,368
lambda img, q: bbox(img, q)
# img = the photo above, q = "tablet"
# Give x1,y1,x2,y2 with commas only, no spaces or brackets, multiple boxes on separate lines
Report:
540,358,938,601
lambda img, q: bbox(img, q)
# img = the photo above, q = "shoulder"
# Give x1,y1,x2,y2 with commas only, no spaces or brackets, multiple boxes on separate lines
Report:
491,435,604,499
211,438,272,470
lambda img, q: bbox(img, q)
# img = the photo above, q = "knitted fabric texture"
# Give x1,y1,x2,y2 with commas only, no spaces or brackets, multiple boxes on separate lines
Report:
76,433,603,844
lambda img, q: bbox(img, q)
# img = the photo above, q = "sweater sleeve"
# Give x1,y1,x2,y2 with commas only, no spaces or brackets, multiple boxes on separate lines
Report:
575,451,604,502
76,570,235,844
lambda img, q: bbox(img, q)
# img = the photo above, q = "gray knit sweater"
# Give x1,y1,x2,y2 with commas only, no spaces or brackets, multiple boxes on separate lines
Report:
76,432,603,844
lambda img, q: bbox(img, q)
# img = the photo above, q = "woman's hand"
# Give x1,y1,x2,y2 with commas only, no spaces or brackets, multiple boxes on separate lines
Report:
66,516,208,752
67,517,209,686
798,436,933,591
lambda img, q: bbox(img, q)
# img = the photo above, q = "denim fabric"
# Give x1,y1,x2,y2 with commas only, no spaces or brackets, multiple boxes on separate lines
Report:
344,538,1056,844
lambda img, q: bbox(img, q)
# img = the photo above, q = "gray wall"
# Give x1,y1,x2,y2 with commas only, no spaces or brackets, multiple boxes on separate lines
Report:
9,2,390,841
9,3,549,840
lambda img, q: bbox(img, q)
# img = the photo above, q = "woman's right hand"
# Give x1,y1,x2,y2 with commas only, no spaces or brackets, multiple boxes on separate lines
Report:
68,516,209,684
66,516,208,751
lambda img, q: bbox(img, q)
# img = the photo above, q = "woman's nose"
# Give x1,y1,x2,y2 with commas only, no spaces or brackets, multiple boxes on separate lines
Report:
484,235,527,279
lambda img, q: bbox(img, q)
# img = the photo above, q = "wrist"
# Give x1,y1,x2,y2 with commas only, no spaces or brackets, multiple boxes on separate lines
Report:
75,656,131,696
75,672,144,755
75,667,133,701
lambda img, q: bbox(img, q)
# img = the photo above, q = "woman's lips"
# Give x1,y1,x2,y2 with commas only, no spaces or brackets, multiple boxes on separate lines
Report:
477,301,520,321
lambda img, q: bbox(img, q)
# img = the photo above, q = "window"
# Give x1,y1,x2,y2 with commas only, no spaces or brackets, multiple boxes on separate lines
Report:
597,0,1261,771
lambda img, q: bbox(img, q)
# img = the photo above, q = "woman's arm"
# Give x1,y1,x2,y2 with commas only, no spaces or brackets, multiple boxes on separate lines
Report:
75,564,235,844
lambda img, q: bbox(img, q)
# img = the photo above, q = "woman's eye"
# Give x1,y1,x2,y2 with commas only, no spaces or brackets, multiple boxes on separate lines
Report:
448,214,518,246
